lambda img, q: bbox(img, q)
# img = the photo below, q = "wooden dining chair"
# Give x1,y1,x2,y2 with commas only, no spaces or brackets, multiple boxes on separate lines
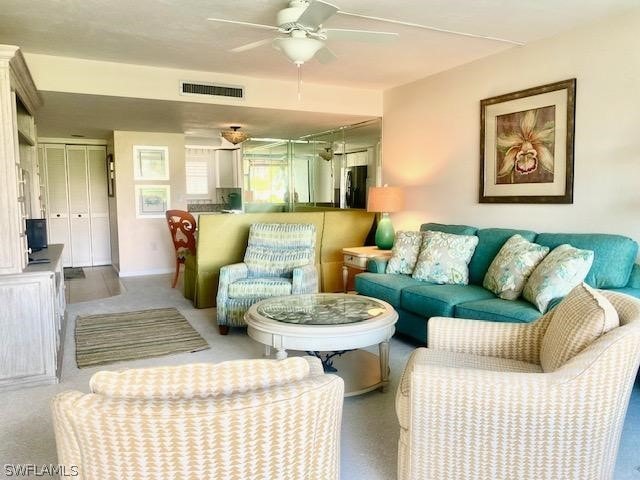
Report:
165,210,197,288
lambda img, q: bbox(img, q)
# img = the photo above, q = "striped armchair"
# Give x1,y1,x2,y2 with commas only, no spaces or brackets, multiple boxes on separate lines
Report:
52,356,344,480
217,223,318,334
397,285,640,480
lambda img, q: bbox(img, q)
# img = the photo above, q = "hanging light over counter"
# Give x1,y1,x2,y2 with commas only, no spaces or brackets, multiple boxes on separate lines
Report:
221,126,250,145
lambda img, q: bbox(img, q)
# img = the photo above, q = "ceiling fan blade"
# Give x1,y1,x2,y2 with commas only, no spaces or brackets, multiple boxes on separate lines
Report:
324,28,398,43
336,11,525,46
230,38,273,53
207,17,279,31
297,0,339,29
315,46,337,64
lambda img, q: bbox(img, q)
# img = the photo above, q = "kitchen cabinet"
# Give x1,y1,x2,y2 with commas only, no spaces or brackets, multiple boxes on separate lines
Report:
214,149,242,188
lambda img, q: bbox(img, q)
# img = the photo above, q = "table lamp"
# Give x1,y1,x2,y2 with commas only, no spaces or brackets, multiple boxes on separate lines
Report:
367,185,405,250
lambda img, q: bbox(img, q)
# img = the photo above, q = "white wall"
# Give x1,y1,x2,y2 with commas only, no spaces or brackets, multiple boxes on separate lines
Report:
383,9,640,250
113,131,186,276
25,53,382,117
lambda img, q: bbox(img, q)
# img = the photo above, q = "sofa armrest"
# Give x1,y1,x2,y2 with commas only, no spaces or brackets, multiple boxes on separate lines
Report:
292,264,319,294
366,257,388,273
427,313,552,364
627,264,640,289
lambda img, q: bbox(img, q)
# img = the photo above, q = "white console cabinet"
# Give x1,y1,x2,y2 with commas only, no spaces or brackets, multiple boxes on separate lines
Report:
0,245,66,390
0,46,65,390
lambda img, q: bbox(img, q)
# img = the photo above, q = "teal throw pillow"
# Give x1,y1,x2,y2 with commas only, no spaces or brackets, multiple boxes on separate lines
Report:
523,244,595,313
386,231,423,275
483,234,550,300
412,231,479,285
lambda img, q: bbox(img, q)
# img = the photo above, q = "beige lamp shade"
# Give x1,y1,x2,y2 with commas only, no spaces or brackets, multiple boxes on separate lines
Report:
367,186,405,213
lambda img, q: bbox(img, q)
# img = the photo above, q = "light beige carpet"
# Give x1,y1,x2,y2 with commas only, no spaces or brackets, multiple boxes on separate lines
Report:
75,307,210,368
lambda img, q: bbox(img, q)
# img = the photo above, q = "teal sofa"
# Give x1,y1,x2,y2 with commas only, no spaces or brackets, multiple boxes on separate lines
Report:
355,223,640,344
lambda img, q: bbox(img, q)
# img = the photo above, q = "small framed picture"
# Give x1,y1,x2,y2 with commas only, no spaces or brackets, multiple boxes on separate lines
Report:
133,145,169,180
106,154,115,197
480,79,576,204
135,185,170,218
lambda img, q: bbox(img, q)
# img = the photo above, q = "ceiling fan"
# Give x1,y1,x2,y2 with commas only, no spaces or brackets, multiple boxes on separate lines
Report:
207,0,524,66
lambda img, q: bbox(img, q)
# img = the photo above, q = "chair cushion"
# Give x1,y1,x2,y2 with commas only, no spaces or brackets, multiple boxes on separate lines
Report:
412,231,479,285
483,234,549,300
386,231,423,275
420,222,477,236
228,277,292,299
244,223,316,277
454,298,542,323
535,233,638,288
468,228,538,286
540,283,619,372
401,284,495,318
523,244,594,313
396,347,541,428
354,273,422,307
90,357,312,400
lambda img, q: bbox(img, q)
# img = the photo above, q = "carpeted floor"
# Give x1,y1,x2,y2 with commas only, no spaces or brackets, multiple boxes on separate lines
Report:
75,307,209,367
0,274,638,479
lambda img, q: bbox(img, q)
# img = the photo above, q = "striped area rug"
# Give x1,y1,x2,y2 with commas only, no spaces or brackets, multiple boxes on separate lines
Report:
75,307,210,368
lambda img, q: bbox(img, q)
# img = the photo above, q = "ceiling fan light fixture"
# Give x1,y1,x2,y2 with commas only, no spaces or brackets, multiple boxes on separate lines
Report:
274,32,324,64
221,126,250,145
318,147,333,161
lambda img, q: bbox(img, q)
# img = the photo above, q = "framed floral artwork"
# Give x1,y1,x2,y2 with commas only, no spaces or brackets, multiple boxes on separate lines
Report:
479,79,576,203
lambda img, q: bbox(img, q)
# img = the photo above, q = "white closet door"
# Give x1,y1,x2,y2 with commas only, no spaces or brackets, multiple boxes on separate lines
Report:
87,146,111,265
44,144,72,267
66,146,92,267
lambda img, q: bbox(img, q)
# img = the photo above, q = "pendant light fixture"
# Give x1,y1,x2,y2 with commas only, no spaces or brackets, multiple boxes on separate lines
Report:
221,126,250,145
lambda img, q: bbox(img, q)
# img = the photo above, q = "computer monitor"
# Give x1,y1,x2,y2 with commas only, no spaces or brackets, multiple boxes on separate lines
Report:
26,218,48,252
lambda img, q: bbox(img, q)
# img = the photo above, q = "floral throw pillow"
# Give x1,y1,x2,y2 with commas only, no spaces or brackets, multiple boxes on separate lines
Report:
412,231,479,285
386,231,423,275
483,234,550,300
523,244,595,313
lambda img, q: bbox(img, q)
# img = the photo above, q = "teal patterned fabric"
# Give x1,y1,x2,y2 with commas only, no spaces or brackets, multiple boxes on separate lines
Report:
366,257,389,274
228,277,292,299
627,264,640,289
454,298,541,323
483,234,549,300
468,228,538,285
420,222,477,236
386,231,423,275
401,283,494,318
523,244,595,313
535,233,638,288
354,272,422,307
412,231,479,285
217,223,318,328
244,223,316,277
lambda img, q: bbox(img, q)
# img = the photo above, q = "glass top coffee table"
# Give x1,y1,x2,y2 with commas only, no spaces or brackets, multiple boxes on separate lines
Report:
245,293,398,396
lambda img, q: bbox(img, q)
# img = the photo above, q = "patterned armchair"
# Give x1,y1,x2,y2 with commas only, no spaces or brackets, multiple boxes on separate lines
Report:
52,356,344,480
396,286,640,480
217,223,318,334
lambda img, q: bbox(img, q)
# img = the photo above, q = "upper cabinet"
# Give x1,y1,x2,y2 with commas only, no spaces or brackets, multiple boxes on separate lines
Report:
0,45,42,274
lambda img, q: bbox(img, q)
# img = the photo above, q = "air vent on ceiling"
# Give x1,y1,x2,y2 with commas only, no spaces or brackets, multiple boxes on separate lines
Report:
180,81,244,99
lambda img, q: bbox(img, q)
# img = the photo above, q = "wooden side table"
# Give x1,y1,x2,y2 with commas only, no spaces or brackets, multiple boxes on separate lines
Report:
342,246,393,293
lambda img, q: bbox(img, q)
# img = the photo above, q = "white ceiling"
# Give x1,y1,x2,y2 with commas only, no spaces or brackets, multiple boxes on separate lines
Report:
35,91,375,141
1,0,637,89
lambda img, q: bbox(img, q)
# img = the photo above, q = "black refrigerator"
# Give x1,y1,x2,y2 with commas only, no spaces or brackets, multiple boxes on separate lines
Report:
345,165,368,209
